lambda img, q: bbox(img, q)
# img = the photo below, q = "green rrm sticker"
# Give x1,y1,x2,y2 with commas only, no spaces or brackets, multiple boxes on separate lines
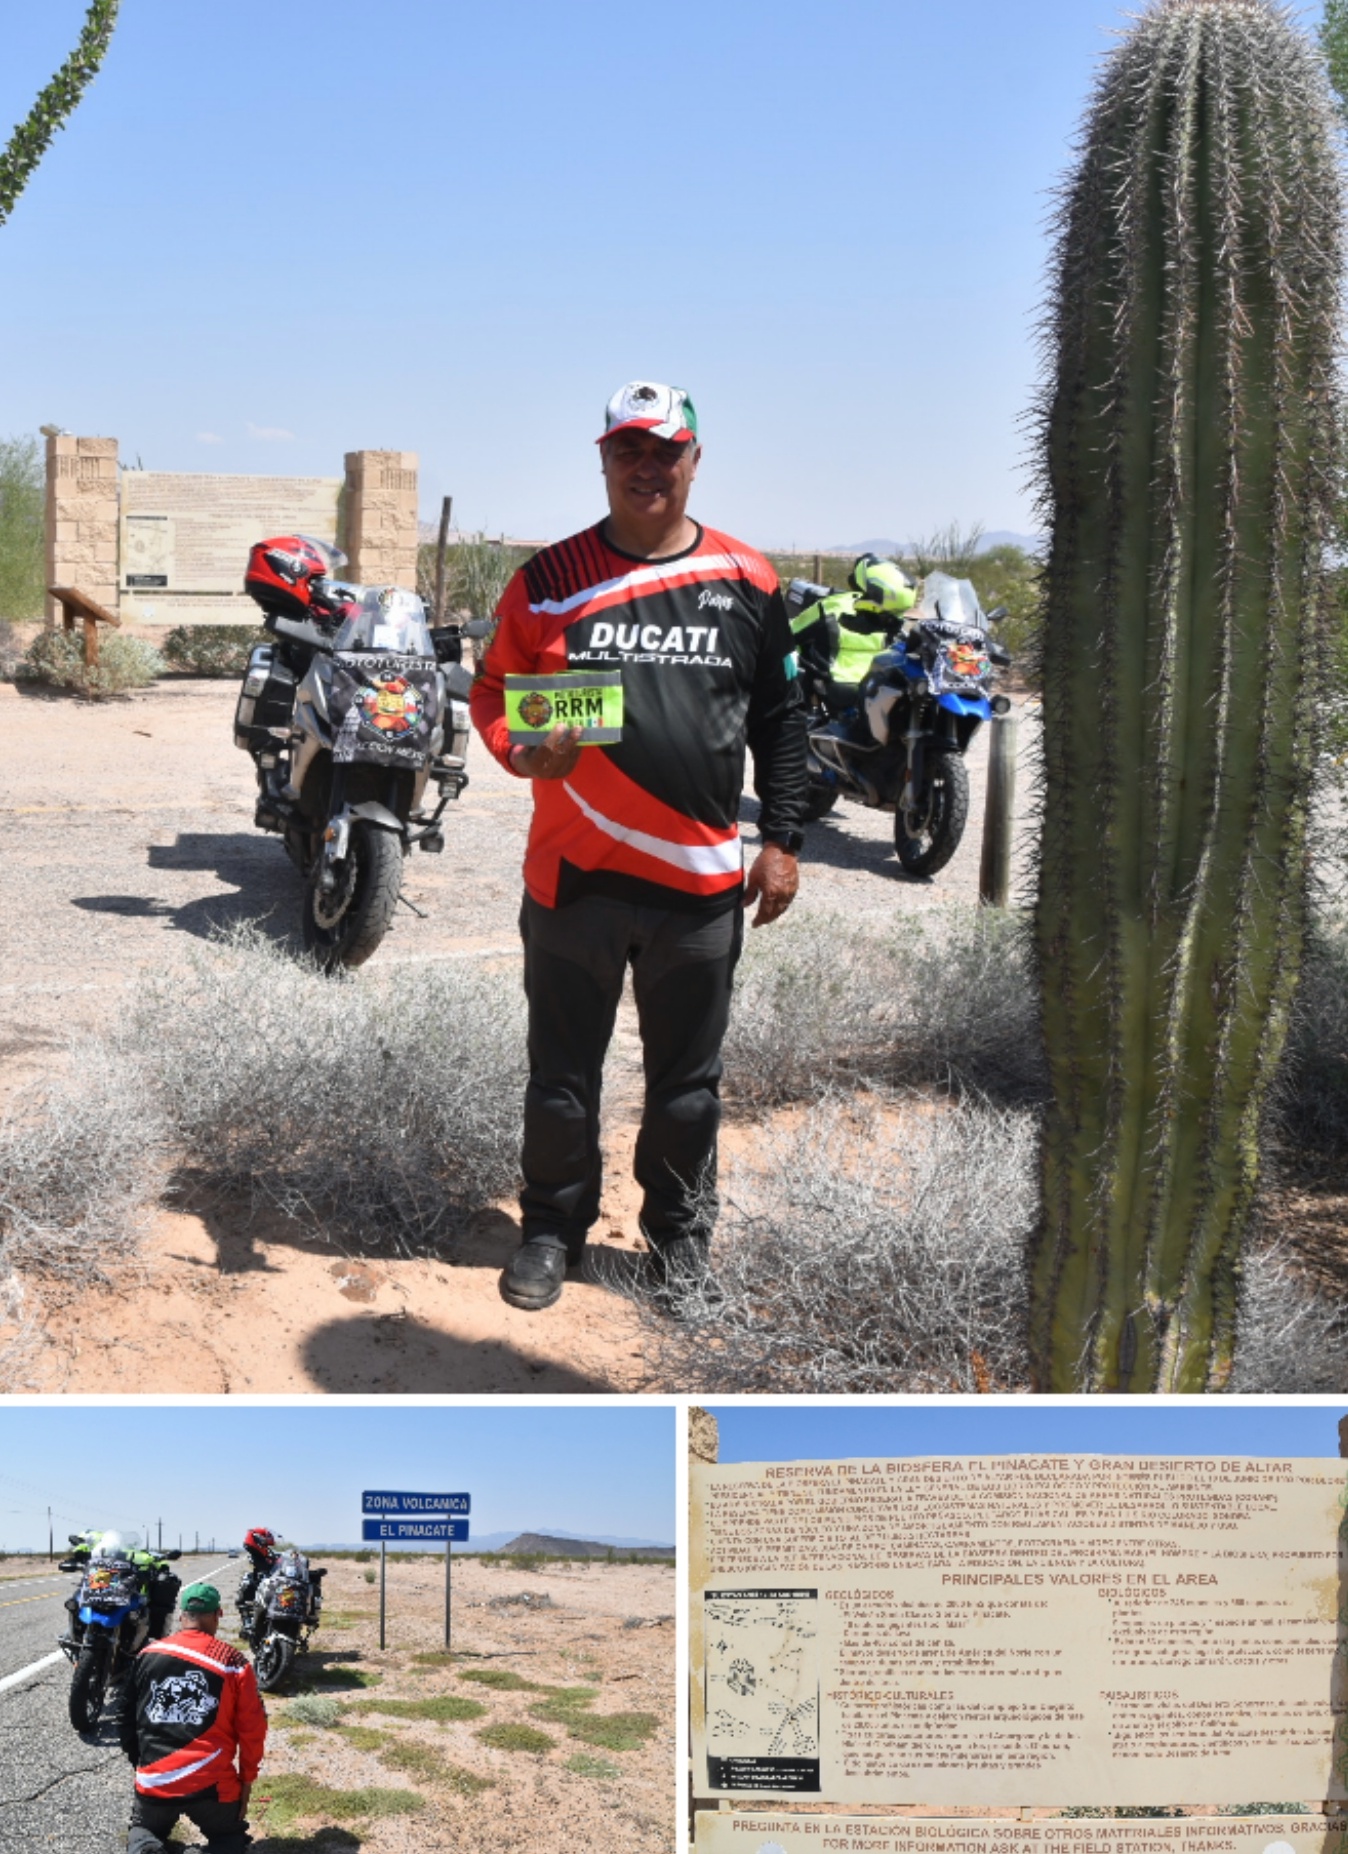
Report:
505,671,624,746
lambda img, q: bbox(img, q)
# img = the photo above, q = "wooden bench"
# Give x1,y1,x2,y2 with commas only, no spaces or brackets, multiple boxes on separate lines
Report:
49,585,121,668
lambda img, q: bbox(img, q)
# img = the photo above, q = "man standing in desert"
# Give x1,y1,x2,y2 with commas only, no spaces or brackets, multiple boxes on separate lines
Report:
471,381,808,1313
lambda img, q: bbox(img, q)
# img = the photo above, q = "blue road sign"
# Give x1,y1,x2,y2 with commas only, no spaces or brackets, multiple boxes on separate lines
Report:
362,1491,471,1516
362,1518,470,1543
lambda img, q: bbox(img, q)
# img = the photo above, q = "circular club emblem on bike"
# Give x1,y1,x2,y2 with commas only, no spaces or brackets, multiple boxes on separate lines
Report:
518,690,553,730
358,676,424,736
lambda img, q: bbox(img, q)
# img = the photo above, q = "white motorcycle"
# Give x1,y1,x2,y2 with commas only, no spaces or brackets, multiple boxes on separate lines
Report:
235,543,487,968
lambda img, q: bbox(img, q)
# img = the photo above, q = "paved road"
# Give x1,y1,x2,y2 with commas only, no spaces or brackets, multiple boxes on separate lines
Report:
0,1557,241,1851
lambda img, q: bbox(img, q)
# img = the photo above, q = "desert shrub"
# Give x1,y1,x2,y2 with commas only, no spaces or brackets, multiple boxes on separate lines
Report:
287,1695,342,1727
1229,1245,1348,1393
162,624,267,676
0,436,44,620
121,925,526,1251
0,1044,165,1280
0,619,27,677
19,625,163,695
723,906,1041,1110
623,1095,1037,1394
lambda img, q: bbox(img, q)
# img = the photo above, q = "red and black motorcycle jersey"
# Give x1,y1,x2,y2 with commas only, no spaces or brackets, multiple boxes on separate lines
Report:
119,1628,267,1802
471,521,807,911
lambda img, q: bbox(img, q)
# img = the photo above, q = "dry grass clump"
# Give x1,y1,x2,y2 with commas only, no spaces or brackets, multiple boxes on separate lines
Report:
632,1095,1038,1394
724,905,1042,1109
1230,1244,1348,1392
0,1043,165,1280
122,924,526,1252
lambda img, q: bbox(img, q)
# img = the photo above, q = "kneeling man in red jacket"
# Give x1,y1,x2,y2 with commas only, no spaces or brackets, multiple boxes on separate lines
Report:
120,1580,267,1854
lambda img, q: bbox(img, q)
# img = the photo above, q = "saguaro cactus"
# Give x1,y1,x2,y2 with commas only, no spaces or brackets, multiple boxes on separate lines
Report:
1029,0,1343,1391
0,1,121,228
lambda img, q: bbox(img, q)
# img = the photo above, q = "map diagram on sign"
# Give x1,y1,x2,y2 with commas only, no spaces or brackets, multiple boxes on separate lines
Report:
704,1592,820,1760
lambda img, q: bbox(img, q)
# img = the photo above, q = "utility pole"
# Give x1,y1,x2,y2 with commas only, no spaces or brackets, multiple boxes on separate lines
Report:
433,494,453,622
48,1507,52,1562
194,1530,199,1554
157,1518,162,1553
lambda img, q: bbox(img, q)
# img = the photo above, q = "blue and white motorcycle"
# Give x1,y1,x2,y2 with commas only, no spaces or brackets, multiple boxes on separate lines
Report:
794,571,1012,876
56,1533,179,1733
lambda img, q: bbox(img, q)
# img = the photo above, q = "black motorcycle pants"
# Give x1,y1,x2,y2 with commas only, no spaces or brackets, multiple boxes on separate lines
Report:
129,1787,249,1854
518,891,743,1255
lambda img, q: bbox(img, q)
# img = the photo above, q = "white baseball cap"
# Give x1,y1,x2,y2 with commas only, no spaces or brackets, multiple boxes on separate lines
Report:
597,380,698,445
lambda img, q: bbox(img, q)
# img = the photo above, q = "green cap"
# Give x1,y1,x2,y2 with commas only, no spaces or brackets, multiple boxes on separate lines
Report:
181,1582,222,1614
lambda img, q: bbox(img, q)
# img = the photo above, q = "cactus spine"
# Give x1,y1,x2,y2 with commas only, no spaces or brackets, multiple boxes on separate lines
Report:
1030,0,1343,1391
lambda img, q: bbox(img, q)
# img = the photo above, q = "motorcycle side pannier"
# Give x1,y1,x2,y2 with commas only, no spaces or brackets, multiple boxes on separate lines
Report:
234,643,297,753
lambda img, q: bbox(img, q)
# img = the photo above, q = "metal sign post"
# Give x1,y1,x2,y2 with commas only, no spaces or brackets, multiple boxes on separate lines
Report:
360,1492,471,1652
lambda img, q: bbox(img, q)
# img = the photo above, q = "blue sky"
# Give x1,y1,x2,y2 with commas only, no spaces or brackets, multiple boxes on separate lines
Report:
1,0,1333,548
0,1404,675,1553
710,1402,1348,1463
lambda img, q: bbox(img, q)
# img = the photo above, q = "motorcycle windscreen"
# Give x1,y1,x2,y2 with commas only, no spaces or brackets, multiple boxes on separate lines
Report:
329,654,441,769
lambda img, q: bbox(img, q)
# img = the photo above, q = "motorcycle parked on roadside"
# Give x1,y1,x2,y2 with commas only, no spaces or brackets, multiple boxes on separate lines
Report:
788,569,1013,876
57,1534,182,1733
234,535,489,970
238,1547,325,1690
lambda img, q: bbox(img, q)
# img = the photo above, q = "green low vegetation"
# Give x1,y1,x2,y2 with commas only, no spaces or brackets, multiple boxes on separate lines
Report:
456,1667,542,1691
565,1752,622,1780
253,1774,423,1834
335,1723,391,1752
347,1694,486,1723
286,1695,342,1727
475,1721,555,1754
379,1740,495,1794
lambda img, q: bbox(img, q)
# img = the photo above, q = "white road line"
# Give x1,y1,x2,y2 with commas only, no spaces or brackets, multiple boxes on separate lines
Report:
0,1560,233,1698
0,1650,63,1696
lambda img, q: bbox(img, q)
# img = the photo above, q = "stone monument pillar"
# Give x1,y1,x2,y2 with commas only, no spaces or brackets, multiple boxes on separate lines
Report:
343,450,419,589
45,434,119,622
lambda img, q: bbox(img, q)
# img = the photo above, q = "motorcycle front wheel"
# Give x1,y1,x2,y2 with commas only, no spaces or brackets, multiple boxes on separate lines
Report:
69,1637,111,1733
302,821,403,971
253,1633,296,1691
894,751,969,877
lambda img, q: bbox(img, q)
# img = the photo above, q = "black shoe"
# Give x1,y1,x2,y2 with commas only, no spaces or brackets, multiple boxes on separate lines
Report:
646,1236,723,1316
500,1238,569,1312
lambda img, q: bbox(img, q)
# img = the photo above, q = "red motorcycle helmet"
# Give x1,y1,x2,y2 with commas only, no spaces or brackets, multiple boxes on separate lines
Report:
244,1526,277,1555
244,536,331,619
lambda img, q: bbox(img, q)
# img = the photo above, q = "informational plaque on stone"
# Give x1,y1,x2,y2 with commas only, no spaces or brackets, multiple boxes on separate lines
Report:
120,471,342,624
694,1818,1348,1854
690,1457,1348,1806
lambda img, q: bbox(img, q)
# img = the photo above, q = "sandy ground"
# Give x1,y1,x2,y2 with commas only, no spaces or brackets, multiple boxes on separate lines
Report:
247,1555,676,1854
0,675,1036,1394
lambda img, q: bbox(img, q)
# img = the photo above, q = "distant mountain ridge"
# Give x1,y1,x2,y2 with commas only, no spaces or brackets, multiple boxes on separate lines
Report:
498,1531,674,1559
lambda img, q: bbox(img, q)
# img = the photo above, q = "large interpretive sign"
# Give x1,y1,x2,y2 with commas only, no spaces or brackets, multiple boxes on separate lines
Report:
690,1457,1348,1806
119,471,342,625
694,1819,1348,1854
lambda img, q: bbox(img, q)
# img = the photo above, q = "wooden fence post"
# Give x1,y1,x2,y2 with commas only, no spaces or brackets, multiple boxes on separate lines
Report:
433,495,453,621
978,714,1019,907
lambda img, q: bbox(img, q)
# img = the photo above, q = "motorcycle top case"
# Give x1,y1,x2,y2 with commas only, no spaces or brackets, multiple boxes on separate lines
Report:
235,643,297,753
329,651,441,769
